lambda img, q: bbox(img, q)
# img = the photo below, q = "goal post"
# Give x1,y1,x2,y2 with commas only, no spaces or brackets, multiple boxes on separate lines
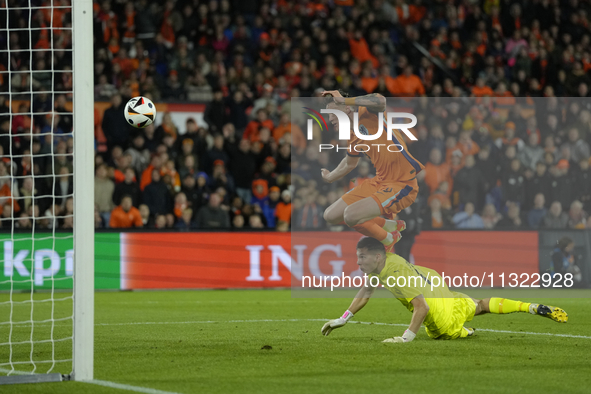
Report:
72,0,94,382
0,0,94,385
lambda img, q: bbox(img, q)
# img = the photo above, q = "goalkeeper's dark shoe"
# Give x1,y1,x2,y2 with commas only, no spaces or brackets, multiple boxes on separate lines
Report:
529,304,568,323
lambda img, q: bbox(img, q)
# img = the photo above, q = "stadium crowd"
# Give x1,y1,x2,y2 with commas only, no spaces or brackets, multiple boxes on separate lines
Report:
1,0,591,232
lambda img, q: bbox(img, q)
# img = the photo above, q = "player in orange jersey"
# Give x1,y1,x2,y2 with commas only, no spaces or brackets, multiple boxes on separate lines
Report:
320,90,424,252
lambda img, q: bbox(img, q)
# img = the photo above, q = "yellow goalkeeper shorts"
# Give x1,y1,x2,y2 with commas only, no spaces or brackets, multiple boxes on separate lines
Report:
424,292,476,340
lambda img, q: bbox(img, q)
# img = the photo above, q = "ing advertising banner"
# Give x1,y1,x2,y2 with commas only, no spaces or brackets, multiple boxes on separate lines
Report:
0,232,540,291
119,232,292,289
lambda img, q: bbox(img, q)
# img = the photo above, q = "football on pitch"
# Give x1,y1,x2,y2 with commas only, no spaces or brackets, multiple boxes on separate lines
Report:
124,96,156,128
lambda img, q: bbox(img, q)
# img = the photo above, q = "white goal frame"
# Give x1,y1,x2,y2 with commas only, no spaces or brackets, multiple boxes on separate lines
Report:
71,0,95,383
0,0,94,385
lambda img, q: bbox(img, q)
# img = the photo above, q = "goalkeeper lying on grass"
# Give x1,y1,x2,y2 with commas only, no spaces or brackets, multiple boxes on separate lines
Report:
322,237,568,342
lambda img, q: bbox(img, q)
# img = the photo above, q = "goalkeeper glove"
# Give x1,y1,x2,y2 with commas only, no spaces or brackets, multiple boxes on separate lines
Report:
382,329,416,343
321,310,354,336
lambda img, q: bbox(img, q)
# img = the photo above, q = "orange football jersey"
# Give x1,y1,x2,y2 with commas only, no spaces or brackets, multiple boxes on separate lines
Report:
347,107,424,182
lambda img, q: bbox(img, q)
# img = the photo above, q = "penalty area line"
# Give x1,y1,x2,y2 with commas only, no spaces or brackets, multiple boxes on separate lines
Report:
92,318,591,340
83,379,182,394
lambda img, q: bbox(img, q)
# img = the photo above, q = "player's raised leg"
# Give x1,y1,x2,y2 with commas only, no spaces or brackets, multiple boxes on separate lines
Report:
323,198,348,225
473,297,568,323
342,196,404,251
347,182,417,252
345,197,394,245
343,196,382,226
324,173,406,229
324,196,404,247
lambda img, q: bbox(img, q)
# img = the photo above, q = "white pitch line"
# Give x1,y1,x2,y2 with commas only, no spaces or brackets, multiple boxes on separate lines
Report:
84,379,182,394
348,320,591,339
0,367,30,375
473,328,591,339
6,319,590,340
10,318,591,339
91,318,591,340
0,367,181,394
95,318,329,326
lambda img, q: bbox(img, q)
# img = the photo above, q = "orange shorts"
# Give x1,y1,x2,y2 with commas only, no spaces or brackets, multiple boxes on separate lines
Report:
341,178,418,216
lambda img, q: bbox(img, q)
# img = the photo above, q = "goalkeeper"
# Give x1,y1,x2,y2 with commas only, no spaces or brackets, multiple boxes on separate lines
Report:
321,237,568,342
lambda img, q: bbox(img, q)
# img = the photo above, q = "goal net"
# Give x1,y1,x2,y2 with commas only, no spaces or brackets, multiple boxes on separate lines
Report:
0,0,94,384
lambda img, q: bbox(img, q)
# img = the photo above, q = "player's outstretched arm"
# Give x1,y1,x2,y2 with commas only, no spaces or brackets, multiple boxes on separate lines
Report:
383,295,429,344
348,285,375,313
321,154,359,183
322,91,386,113
321,286,374,336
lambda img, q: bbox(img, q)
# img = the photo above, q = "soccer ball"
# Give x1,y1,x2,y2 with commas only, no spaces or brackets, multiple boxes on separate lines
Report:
124,96,156,128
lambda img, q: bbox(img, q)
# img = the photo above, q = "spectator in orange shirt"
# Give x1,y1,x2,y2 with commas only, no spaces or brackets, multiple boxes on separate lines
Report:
457,130,480,158
173,192,188,218
494,82,516,106
423,197,452,229
275,189,292,225
243,109,275,142
395,2,426,25
94,108,107,153
273,113,306,154
495,122,525,151
472,76,494,97
360,66,378,94
428,182,453,210
140,155,162,191
349,30,379,69
161,159,181,193
392,65,426,96
156,112,178,141
379,65,398,95
109,195,143,228
111,48,135,78
97,1,119,45
424,148,453,196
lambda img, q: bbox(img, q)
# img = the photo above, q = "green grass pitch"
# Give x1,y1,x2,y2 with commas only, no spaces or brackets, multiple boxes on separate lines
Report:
1,289,591,393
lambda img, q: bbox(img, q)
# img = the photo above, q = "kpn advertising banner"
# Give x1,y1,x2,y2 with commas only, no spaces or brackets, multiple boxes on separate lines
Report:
0,233,120,290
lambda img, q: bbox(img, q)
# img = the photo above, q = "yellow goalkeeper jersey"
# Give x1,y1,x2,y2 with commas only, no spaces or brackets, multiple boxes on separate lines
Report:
371,253,476,339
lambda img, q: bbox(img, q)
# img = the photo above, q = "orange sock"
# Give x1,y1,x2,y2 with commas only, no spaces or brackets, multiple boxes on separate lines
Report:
352,219,388,242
